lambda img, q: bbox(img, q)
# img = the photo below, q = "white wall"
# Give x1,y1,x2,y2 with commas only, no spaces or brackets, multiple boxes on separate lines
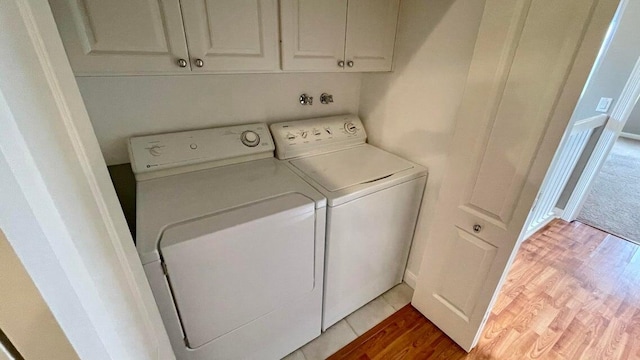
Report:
0,230,78,360
571,0,640,123
77,73,362,165
622,102,640,135
358,0,485,283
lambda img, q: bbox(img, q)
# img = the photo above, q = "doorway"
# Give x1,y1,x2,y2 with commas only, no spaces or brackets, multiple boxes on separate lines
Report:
524,0,640,243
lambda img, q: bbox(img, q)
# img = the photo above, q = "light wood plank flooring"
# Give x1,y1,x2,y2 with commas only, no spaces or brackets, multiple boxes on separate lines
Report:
329,219,640,359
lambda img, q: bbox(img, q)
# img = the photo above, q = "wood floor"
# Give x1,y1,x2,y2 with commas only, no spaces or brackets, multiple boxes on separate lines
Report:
329,220,640,359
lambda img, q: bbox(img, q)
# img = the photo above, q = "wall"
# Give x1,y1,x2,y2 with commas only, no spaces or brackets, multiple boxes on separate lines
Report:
358,0,485,283
557,0,640,208
0,230,78,360
622,102,640,135
570,0,640,123
77,73,362,165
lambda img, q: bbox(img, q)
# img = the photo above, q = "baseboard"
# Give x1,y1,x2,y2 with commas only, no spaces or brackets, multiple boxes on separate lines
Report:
620,132,640,141
403,269,417,289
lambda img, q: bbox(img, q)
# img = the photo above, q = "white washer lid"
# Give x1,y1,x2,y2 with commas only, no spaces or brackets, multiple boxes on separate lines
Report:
290,144,414,191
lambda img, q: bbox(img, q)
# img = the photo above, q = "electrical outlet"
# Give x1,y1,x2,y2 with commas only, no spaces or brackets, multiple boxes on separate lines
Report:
595,97,613,113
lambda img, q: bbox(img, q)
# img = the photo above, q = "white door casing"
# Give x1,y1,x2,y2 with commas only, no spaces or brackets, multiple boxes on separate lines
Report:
180,0,280,72
0,0,174,358
343,0,400,72
48,0,190,75
280,0,348,71
412,0,619,351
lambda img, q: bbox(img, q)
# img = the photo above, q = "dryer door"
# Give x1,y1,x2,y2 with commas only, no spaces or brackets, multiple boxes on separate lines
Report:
159,193,316,349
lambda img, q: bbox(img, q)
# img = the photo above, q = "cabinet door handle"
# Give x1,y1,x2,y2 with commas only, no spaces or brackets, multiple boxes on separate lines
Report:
194,59,204,68
473,224,482,233
338,60,345,68
177,59,188,68
346,60,354,67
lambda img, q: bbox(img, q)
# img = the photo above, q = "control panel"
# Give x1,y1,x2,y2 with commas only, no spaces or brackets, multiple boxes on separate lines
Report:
128,123,274,177
270,114,366,159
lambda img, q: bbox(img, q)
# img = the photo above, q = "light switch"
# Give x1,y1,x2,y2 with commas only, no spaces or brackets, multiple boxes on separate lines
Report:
595,97,613,113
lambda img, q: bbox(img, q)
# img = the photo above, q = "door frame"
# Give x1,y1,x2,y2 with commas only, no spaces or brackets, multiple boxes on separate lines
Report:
562,55,640,221
0,1,174,359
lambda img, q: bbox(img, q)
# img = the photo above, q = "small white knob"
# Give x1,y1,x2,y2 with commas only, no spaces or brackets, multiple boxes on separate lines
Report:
244,132,257,142
344,122,357,134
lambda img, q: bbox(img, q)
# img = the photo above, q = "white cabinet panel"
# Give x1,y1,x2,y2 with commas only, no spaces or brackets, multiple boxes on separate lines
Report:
180,0,280,72
49,0,190,75
344,0,399,72
280,0,348,71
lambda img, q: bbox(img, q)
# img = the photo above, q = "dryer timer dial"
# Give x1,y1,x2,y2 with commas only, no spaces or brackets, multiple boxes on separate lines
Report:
241,130,260,147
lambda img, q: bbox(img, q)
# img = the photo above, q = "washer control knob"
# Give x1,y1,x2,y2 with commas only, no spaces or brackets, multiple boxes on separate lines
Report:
241,130,260,147
301,131,308,138
149,145,162,156
344,122,357,134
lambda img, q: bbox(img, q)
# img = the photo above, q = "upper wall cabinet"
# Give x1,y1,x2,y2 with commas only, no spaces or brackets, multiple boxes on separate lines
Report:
49,0,399,75
279,0,348,72
280,0,400,72
49,0,280,75
179,0,280,72
49,0,191,75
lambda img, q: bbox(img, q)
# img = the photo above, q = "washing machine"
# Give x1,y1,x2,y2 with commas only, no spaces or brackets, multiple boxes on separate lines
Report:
270,114,427,330
128,123,326,360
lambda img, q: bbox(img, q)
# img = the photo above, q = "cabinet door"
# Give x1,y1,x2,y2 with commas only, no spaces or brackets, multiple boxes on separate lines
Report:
280,0,348,71
48,0,190,75
180,0,280,72
344,0,399,72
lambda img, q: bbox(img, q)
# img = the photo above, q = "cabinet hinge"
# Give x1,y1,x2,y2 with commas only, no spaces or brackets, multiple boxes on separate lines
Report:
161,262,168,276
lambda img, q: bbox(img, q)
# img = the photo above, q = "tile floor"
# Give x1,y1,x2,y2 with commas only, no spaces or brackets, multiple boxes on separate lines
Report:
282,282,414,360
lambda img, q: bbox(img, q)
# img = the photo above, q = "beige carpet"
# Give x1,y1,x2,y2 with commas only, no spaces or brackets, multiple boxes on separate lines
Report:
577,138,640,244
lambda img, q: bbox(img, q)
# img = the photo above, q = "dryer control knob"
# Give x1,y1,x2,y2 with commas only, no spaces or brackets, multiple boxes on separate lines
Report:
241,130,260,147
344,122,357,134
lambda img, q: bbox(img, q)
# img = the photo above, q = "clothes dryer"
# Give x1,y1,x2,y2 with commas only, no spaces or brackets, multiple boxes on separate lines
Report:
129,124,326,360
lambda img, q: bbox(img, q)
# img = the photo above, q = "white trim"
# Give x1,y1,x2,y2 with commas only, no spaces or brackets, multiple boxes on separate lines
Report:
563,56,640,221
523,213,557,240
620,131,640,141
403,269,417,289
0,1,174,359
522,113,607,239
